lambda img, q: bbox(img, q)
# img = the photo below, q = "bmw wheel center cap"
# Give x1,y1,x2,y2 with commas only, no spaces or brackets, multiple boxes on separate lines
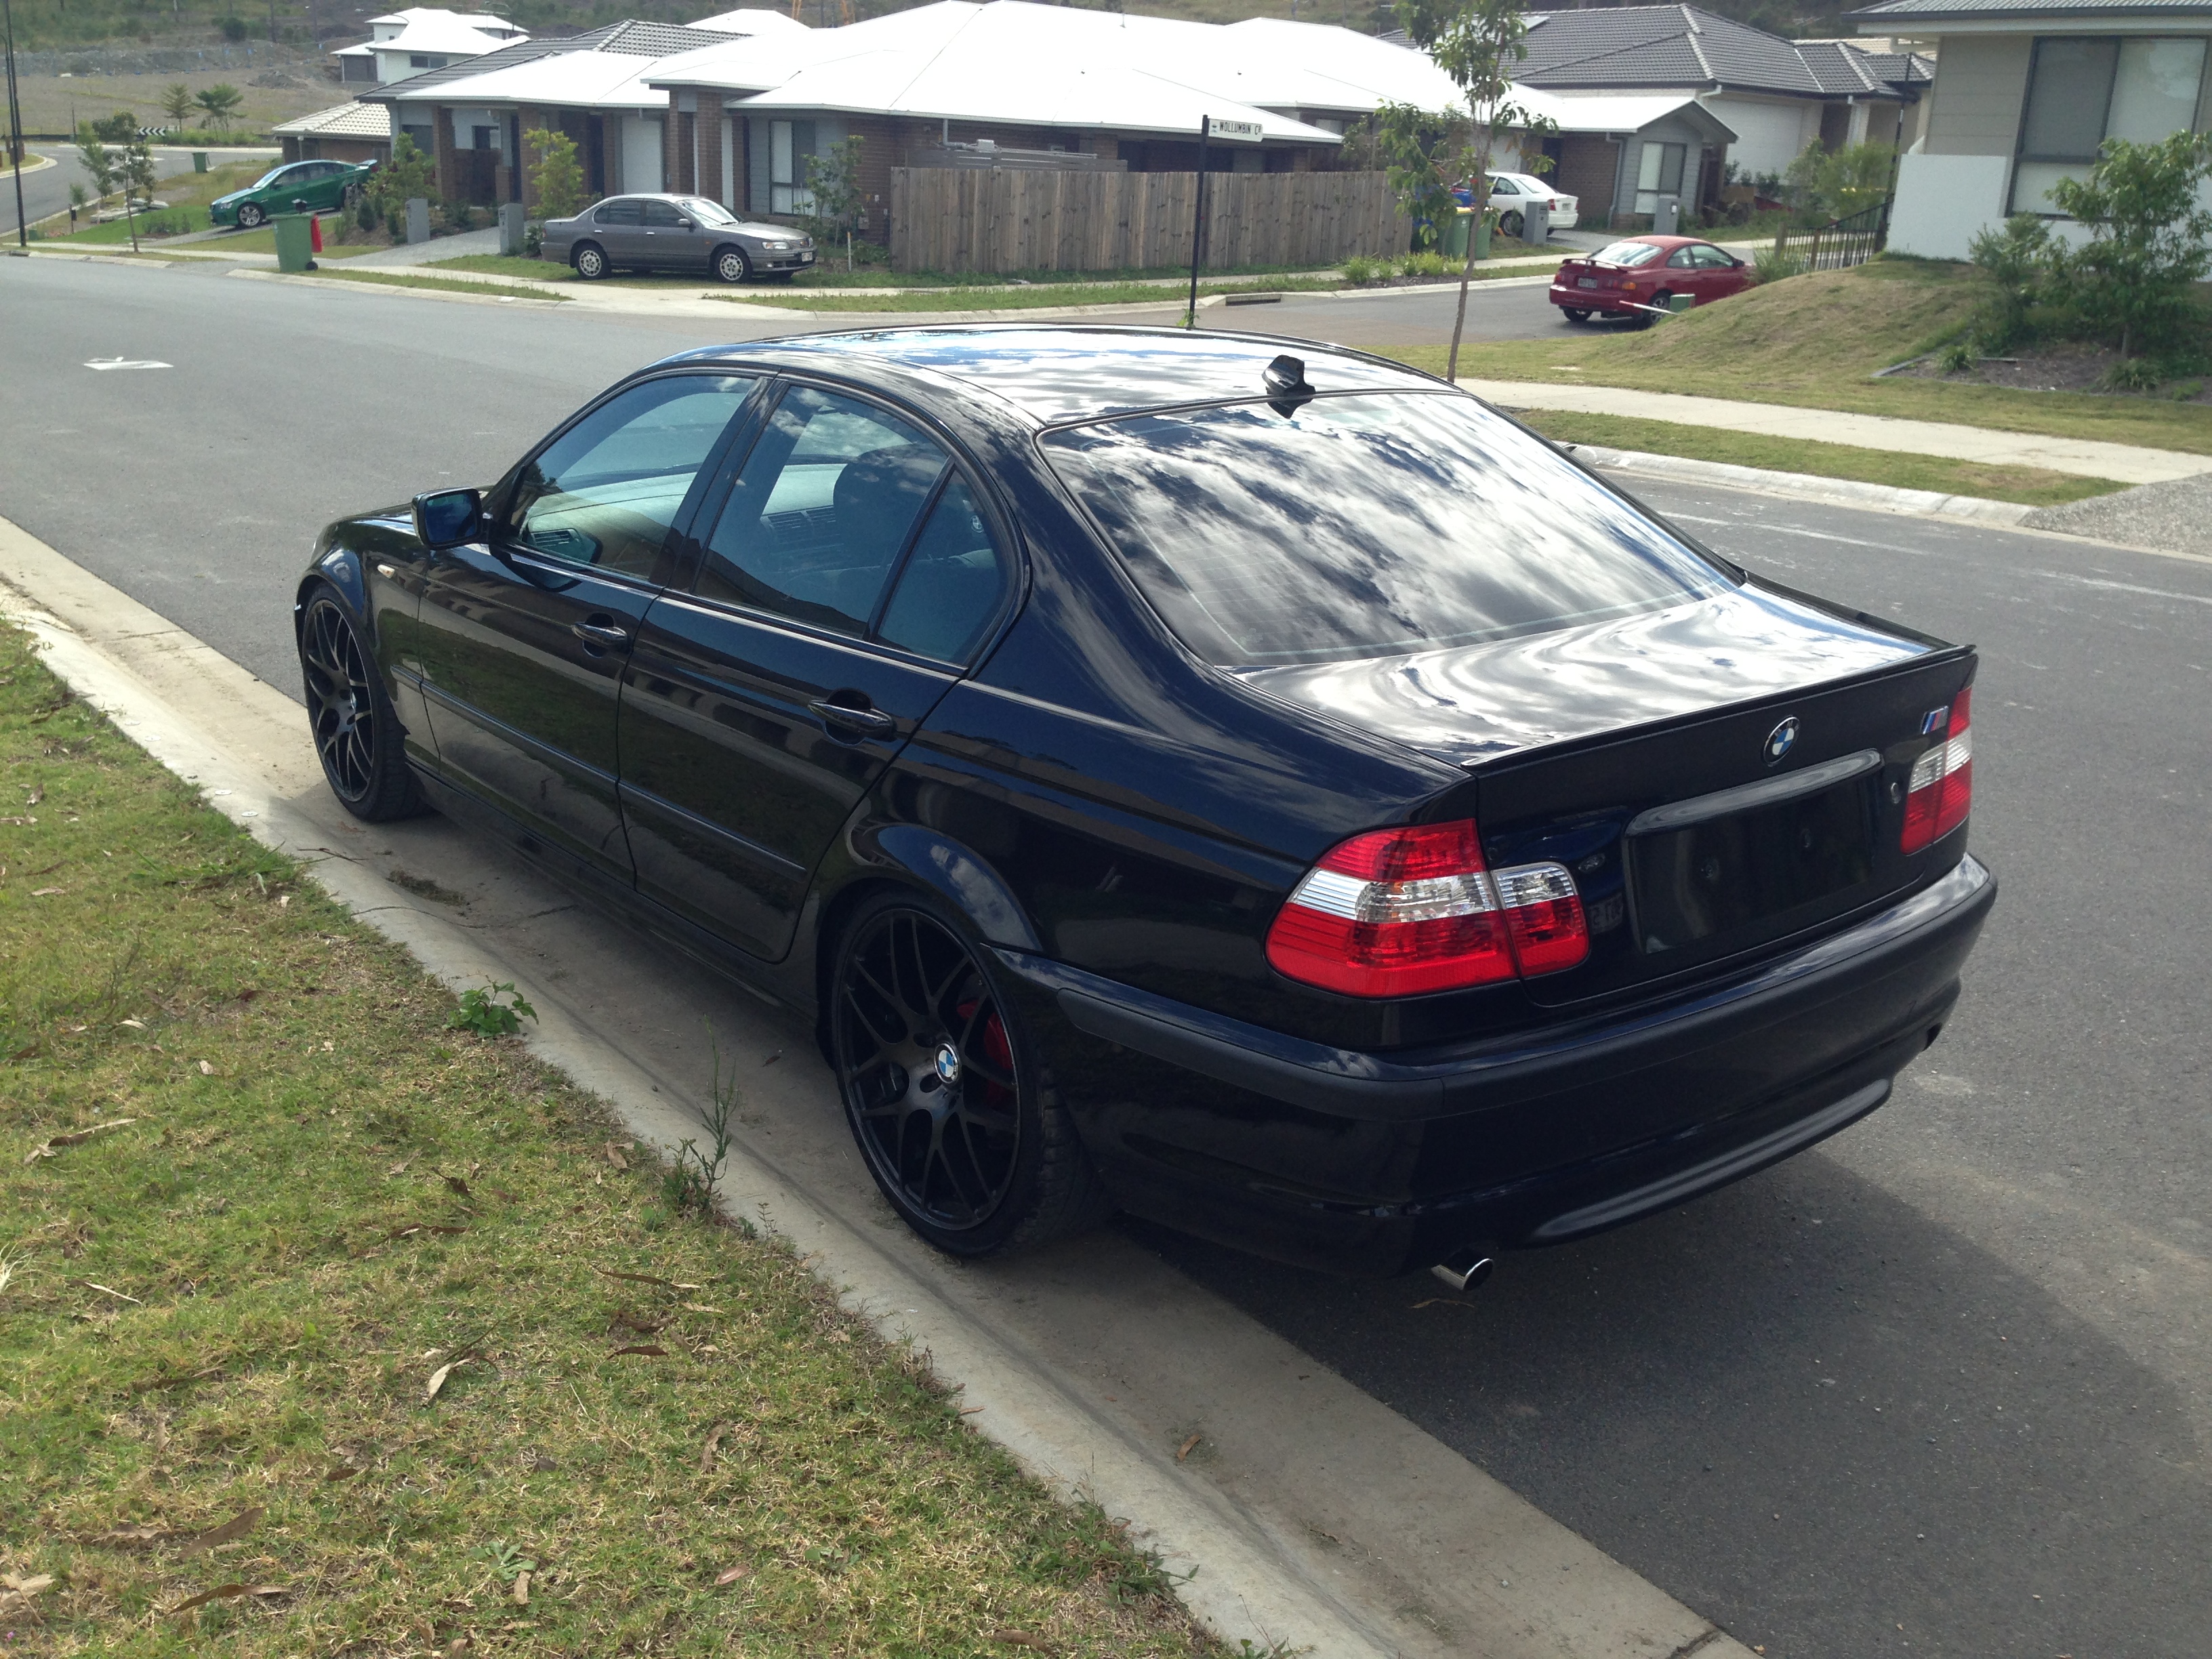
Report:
933,1043,962,1086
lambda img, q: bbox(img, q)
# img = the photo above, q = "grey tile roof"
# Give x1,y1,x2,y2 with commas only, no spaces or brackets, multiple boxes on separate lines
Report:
1518,4,1914,100
1850,0,2212,15
360,19,738,102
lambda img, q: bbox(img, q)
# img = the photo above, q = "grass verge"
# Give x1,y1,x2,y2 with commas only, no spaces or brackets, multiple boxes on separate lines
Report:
279,268,571,302
1515,409,2126,508
1380,258,2212,457
0,622,1211,1658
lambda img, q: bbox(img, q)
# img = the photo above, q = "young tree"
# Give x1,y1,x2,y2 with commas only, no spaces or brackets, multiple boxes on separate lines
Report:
524,127,582,219
1372,100,1472,251
195,83,244,132
74,121,121,206
368,133,436,236
2047,130,2212,360
119,132,158,252
1396,0,1553,379
161,83,195,131
801,134,865,232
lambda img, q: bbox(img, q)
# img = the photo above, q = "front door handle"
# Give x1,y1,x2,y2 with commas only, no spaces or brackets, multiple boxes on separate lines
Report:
571,617,631,651
808,697,897,739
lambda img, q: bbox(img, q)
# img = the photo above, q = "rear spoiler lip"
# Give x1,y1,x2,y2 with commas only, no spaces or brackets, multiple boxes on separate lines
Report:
1450,638,1977,781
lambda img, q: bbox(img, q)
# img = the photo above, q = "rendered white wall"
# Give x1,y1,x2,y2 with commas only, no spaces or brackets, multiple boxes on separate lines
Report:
1887,150,2009,259
1706,95,1813,178
622,115,663,195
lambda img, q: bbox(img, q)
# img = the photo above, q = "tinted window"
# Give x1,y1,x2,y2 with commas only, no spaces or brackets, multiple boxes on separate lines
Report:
877,479,1006,661
697,386,947,636
505,374,756,577
1593,240,1662,267
1666,245,1696,268
1690,243,1737,268
596,198,643,225
1044,393,1727,666
642,199,689,228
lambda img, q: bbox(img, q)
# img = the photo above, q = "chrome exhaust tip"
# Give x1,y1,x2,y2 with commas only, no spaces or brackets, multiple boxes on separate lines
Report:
1430,1247,1496,1293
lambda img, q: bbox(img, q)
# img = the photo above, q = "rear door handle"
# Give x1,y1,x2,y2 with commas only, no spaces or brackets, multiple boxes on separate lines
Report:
808,698,897,738
571,617,631,651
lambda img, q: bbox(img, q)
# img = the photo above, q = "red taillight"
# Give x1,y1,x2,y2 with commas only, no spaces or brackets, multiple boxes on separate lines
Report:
1901,687,1973,853
1265,820,1589,998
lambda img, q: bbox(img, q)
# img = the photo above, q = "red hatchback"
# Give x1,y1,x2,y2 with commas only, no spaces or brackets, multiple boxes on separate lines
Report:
1550,234,1751,325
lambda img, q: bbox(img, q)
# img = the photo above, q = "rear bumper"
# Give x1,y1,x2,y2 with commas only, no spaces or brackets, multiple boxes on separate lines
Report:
1002,855,1995,1274
1550,282,1629,308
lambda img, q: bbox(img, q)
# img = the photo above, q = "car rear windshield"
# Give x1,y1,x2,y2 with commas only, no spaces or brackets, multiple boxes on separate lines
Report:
1042,392,1728,666
1593,241,1663,267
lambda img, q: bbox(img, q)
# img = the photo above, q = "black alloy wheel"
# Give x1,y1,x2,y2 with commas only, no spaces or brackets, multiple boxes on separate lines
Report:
573,241,608,280
237,202,266,229
830,895,1111,1256
1561,306,1592,324
1500,209,1524,239
300,588,424,821
713,245,752,284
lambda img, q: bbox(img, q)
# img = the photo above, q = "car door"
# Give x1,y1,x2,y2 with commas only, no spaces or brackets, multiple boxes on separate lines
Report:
640,198,704,272
1662,243,1704,303
618,380,1015,957
1696,240,1750,298
590,197,645,266
413,371,760,882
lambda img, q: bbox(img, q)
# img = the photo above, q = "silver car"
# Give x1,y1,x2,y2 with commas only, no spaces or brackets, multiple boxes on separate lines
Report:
540,192,817,283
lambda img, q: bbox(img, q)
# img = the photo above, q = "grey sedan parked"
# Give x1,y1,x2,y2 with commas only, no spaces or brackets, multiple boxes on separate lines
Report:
540,193,817,283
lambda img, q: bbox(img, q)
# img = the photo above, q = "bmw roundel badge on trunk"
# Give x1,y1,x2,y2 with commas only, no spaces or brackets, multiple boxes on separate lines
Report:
1765,717,1801,762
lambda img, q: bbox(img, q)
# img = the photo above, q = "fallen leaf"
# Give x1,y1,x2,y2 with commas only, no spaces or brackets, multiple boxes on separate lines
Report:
611,1308,665,1335
24,1118,140,1163
761,1049,783,1067
683,1303,723,1314
699,1420,731,1473
164,1583,251,1614
1,1572,56,1598
83,1281,143,1305
608,1344,667,1358
442,1173,472,1199
425,1355,476,1402
31,886,64,897
714,1563,751,1586
959,1405,986,1416
323,1465,363,1482
177,1507,263,1557
511,1570,531,1606
387,1159,413,1176
486,1185,516,1203
119,1018,146,1029
125,1366,224,1395
0,815,36,825
1176,1433,1202,1461
197,1059,214,1076
602,1143,630,1172
8,1042,36,1061
991,1632,1053,1652
90,1522,172,1547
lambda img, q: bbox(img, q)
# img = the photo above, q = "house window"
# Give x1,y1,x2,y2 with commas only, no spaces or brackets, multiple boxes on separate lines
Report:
770,119,817,214
2012,36,2208,213
1633,140,1685,215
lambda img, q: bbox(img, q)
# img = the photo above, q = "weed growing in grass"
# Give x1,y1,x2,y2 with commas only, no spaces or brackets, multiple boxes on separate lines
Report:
447,978,537,1037
1936,337,1978,375
668,1033,741,1218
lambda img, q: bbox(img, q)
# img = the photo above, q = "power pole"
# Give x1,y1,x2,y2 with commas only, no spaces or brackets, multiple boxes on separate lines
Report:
3,0,28,247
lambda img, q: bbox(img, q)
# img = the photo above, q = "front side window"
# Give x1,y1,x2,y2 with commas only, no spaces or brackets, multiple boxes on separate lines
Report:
697,386,947,636
1634,141,1687,214
770,119,817,215
1043,393,1727,666
1490,176,1521,195
504,375,756,578
2013,35,2208,212
1690,242,1738,268
642,199,689,228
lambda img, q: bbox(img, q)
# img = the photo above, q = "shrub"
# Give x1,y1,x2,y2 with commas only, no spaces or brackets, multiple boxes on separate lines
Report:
1750,245,1807,285
525,127,583,221
1966,213,2054,352
1934,337,1978,375
218,15,247,42
2102,356,2164,392
1341,253,1387,284
2047,131,2212,360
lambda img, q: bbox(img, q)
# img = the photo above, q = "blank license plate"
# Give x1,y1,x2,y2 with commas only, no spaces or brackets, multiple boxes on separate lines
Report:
1629,779,1877,953
1577,277,1599,289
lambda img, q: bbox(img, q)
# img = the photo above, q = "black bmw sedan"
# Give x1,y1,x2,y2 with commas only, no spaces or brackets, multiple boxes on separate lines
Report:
294,327,1994,1282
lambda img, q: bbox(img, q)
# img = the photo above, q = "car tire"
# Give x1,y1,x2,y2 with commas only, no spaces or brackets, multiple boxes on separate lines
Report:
573,241,608,280
1635,289,1673,329
1500,210,1524,239
1561,306,1593,324
299,585,427,823
829,889,1115,1258
712,245,752,284
237,202,266,229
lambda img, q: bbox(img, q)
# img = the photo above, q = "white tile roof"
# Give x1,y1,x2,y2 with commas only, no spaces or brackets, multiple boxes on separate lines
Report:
684,8,813,35
337,13,527,60
271,100,398,139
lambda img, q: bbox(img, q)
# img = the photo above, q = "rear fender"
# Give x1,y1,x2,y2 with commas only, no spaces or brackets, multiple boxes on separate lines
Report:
851,822,1044,953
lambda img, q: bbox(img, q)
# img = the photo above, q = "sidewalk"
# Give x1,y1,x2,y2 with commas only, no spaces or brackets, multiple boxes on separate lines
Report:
1456,377,2212,485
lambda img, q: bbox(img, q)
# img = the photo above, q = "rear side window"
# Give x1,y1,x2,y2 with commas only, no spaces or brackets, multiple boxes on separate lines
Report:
1043,392,1726,666
596,199,642,225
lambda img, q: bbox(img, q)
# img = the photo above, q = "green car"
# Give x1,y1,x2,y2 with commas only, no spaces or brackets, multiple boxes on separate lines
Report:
210,159,378,230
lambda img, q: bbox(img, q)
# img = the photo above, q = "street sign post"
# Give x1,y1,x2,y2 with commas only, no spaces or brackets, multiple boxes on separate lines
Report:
1185,115,1263,329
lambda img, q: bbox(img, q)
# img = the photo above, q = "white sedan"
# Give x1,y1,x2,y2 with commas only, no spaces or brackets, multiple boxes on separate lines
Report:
1487,171,1579,237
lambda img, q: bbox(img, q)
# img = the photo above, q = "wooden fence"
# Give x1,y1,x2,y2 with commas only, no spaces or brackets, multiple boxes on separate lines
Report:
888,167,1407,274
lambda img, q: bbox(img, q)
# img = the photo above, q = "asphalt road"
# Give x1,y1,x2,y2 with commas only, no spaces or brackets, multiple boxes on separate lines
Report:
4,254,2205,1659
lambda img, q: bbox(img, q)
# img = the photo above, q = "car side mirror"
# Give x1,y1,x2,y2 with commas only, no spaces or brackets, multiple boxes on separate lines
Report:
414,487,483,549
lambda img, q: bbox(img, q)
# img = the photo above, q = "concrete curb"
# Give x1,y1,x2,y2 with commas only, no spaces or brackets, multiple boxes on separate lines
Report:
0,514,1759,1659
224,265,571,309
1566,443,2039,525
4,152,58,178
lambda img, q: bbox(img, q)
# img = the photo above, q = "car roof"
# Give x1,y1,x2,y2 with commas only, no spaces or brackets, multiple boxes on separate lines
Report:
654,325,1443,427
1612,234,1705,248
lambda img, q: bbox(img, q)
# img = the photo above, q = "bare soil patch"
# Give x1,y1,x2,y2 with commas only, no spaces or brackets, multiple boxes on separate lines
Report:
1905,339,2211,403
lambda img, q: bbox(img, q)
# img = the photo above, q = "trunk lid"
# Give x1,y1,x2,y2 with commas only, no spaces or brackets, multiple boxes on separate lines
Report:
1238,582,1973,1005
